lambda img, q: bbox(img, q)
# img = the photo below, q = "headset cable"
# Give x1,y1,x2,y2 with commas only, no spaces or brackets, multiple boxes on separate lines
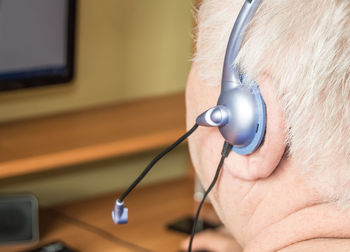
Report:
113,123,199,224
187,141,233,252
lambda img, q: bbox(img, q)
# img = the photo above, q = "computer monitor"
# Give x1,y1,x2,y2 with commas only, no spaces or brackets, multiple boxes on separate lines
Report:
0,0,76,91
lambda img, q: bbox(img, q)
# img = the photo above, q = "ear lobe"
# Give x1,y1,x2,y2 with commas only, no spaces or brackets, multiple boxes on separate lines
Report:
228,74,286,181
248,74,286,179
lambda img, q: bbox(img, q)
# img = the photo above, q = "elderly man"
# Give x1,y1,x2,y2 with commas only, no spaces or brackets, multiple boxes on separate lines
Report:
184,0,350,251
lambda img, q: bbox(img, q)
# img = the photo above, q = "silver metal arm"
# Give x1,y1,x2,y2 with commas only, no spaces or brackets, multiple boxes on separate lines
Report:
222,0,261,85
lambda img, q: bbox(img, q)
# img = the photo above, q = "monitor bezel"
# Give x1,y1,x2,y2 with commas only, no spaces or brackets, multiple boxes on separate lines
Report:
0,0,77,92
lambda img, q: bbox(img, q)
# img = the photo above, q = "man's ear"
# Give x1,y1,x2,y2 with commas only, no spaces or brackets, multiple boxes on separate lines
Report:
227,74,286,180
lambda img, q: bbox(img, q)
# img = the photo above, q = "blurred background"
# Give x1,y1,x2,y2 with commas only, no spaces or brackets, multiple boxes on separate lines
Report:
0,1,223,251
0,0,194,206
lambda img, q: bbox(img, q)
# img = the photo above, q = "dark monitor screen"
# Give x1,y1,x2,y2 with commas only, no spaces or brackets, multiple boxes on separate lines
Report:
0,0,76,91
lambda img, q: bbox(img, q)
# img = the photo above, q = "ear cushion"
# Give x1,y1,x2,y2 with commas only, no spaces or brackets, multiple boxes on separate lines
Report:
232,77,266,155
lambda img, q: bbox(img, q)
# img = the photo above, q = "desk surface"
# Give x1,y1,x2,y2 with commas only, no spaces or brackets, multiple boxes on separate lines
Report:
2,178,204,252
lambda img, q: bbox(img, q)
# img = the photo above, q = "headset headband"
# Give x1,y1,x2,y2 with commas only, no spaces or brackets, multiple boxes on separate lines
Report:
222,0,261,86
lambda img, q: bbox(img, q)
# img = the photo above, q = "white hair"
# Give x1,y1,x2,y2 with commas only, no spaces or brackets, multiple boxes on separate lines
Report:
194,0,350,204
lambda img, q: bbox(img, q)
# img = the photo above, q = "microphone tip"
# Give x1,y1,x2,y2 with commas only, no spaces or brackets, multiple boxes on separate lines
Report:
112,199,128,224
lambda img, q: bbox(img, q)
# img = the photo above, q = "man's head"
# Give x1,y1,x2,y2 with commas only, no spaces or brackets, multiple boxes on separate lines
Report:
186,0,350,249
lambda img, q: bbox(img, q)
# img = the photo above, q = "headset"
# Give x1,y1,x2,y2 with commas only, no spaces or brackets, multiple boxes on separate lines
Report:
112,0,265,251
196,0,265,155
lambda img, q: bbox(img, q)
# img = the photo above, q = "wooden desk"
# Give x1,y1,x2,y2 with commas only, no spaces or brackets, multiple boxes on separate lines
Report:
0,93,185,179
2,213,138,252
2,178,197,252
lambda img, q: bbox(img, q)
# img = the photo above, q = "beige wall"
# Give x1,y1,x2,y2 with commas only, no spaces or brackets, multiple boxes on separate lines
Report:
0,0,193,205
0,0,192,122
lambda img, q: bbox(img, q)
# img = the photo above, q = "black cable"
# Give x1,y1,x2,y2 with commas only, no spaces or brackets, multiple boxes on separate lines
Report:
119,123,199,202
49,208,153,252
188,141,233,252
